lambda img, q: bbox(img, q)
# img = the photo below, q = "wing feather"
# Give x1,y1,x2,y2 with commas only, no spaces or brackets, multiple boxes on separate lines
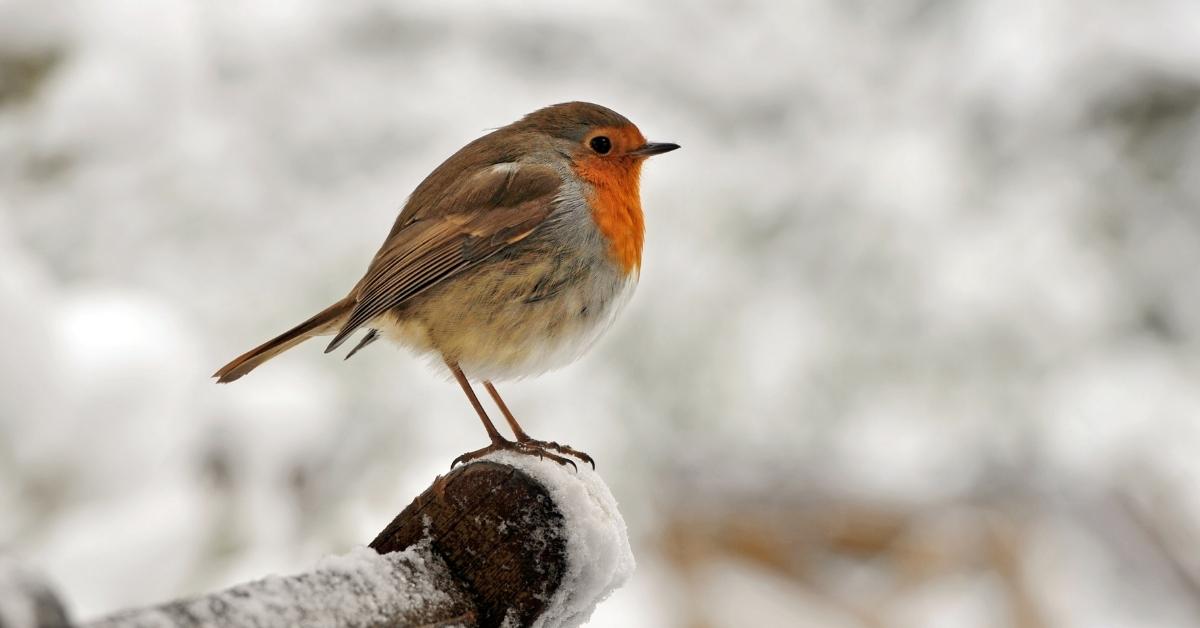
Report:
325,163,561,352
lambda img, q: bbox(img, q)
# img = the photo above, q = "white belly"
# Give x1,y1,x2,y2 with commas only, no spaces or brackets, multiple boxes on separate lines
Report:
376,260,638,382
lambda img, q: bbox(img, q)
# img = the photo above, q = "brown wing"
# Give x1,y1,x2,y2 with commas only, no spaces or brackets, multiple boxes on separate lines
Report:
324,163,562,352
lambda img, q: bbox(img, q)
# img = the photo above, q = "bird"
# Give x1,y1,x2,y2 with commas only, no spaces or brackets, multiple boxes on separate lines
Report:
213,101,678,468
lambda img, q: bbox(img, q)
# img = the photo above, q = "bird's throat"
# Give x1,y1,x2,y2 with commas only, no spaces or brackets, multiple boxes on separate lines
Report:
575,158,645,275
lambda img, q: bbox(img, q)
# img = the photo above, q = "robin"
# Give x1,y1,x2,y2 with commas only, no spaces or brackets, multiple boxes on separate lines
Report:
213,102,678,468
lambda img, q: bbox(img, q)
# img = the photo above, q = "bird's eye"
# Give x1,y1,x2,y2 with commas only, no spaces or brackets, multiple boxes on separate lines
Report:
589,136,612,154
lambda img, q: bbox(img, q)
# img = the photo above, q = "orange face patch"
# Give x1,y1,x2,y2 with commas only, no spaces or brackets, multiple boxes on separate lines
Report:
572,125,648,275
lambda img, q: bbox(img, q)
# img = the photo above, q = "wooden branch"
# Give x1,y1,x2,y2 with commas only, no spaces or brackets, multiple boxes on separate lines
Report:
4,456,632,628
85,544,474,628
369,460,568,627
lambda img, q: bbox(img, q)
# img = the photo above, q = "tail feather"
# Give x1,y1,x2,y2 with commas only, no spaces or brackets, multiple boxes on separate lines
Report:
213,297,354,383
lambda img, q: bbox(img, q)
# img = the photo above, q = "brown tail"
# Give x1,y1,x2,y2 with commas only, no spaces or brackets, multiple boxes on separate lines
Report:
213,297,354,383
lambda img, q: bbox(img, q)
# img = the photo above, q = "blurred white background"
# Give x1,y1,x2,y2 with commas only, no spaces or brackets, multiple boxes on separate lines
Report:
3,0,1200,626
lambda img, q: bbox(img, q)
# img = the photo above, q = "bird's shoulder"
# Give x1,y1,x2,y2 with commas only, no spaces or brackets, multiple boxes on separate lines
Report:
328,135,570,351
388,130,565,234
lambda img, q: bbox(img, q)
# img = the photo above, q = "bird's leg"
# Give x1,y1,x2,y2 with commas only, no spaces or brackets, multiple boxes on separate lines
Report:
447,362,576,469
449,361,507,445
482,380,533,441
483,380,595,469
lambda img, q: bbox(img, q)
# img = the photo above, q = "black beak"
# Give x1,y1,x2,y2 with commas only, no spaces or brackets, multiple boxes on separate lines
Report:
629,142,680,157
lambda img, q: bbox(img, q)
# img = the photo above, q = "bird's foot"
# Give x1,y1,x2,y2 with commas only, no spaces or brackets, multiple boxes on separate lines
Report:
515,437,594,469
451,437,592,471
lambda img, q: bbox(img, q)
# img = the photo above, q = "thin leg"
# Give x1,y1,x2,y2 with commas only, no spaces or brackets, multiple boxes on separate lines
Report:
447,362,578,469
447,361,506,445
483,380,532,441
484,381,595,469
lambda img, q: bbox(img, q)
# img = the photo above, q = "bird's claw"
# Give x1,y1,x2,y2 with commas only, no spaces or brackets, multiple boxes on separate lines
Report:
450,437,593,471
518,438,594,469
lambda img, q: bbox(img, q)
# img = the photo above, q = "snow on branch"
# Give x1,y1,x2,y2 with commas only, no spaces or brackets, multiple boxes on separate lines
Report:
88,543,471,628
1,453,635,628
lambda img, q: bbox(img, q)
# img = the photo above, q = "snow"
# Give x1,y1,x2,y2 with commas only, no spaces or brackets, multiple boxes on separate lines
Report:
88,542,460,628
482,452,635,628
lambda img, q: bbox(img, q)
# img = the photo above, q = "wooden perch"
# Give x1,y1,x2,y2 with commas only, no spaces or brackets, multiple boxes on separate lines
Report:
369,461,568,626
86,543,475,628
3,456,632,628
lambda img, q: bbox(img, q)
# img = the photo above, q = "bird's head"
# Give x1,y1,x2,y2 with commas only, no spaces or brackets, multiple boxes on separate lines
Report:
518,101,679,186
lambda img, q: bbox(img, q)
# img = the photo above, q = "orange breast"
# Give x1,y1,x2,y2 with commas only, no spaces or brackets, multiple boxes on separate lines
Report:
573,157,645,275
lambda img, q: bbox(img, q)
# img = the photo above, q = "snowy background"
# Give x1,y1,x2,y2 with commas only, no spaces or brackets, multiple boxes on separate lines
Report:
3,0,1200,626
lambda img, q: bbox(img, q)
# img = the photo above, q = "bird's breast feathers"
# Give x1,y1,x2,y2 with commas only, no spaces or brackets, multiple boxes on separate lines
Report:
567,158,646,275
